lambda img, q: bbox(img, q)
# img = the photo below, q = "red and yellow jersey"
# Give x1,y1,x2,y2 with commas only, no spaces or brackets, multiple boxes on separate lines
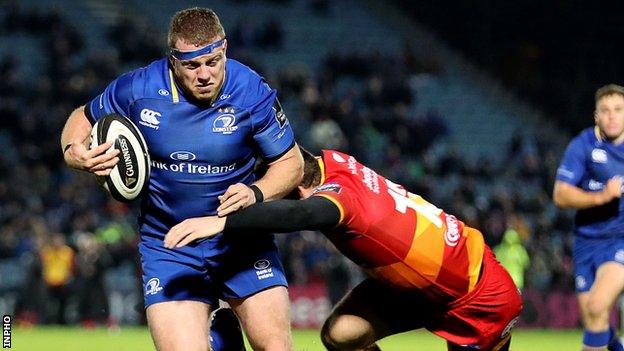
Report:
315,150,485,302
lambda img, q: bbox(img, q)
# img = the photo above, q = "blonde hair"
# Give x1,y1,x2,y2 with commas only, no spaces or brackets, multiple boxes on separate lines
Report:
595,84,624,104
168,7,225,48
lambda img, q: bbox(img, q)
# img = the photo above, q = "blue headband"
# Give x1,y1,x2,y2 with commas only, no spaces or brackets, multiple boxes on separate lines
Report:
170,38,226,60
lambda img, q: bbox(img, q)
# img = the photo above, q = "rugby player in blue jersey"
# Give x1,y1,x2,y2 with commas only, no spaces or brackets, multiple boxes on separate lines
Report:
554,84,624,351
61,7,303,351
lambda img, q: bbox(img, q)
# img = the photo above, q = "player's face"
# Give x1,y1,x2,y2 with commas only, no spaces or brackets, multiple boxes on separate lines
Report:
595,94,624,141
171,38,227,103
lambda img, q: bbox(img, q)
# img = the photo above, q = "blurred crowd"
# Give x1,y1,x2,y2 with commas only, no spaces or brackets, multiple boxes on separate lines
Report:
0,2,574,326
394,1,624,134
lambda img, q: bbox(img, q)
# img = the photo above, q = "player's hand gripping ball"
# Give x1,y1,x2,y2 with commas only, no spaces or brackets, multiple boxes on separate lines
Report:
90,114,150,202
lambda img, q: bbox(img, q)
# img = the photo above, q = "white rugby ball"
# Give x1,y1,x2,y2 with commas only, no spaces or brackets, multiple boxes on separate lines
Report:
90,113,150,202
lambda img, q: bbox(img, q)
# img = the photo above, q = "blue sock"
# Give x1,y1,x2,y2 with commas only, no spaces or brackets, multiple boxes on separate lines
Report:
210,308,245,351
584,329,610,349
609,327,624,351
210,329,225,351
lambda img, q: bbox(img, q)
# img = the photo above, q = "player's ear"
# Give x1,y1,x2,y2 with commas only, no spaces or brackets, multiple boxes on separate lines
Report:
297,185,313,199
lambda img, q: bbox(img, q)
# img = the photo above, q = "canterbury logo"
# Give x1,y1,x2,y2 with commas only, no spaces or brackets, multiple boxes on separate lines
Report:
444,215,460,247
139,109,161,130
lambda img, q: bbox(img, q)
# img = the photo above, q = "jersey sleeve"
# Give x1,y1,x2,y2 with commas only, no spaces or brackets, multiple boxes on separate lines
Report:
247,79,295,161
312,182,357,227
85,71,136,124
556,136,586,186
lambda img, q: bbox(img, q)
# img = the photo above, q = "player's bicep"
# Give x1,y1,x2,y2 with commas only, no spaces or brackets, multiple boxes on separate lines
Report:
553,180,582,206
305,196,342,229
61,105,93,148
251,93,295,160
553,180,574,198
312,194,345,227
311,181,358,226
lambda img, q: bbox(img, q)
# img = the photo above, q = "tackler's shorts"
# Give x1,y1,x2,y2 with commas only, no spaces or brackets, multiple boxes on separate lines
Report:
429,247,523,350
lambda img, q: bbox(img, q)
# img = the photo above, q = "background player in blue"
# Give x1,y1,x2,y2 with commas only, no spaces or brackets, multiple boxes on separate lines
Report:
554,84,624,351
60,7,303,351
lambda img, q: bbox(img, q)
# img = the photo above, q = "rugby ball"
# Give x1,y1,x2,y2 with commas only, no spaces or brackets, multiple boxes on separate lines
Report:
90,113,150,202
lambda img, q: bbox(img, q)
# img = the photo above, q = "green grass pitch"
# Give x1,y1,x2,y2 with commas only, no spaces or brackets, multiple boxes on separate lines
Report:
11,327,582,350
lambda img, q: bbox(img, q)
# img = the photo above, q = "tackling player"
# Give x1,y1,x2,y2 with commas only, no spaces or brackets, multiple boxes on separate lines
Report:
164,149,523,351
554,84,624,351
60,7,302,351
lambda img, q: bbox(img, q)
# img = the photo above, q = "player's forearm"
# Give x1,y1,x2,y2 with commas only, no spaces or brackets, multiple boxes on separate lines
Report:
225,197,340,233
61,106,92,152
553,181,613,209
254,144,303,201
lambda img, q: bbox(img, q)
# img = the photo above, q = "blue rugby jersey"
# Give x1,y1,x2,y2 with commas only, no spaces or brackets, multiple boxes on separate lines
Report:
556,127,624,238
86,58,295,239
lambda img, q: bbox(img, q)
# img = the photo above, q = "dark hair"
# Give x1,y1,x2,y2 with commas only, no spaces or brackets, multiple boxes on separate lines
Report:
168,7,225,48
595,84,624,104
300,147,322,188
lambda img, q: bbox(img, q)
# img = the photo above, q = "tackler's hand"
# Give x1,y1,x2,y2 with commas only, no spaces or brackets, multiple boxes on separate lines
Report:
164,216,226,249
217,183,256,217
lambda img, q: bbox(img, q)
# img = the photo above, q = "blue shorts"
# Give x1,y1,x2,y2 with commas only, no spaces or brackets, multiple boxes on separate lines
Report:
573,235,624,292
139,233,288,308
